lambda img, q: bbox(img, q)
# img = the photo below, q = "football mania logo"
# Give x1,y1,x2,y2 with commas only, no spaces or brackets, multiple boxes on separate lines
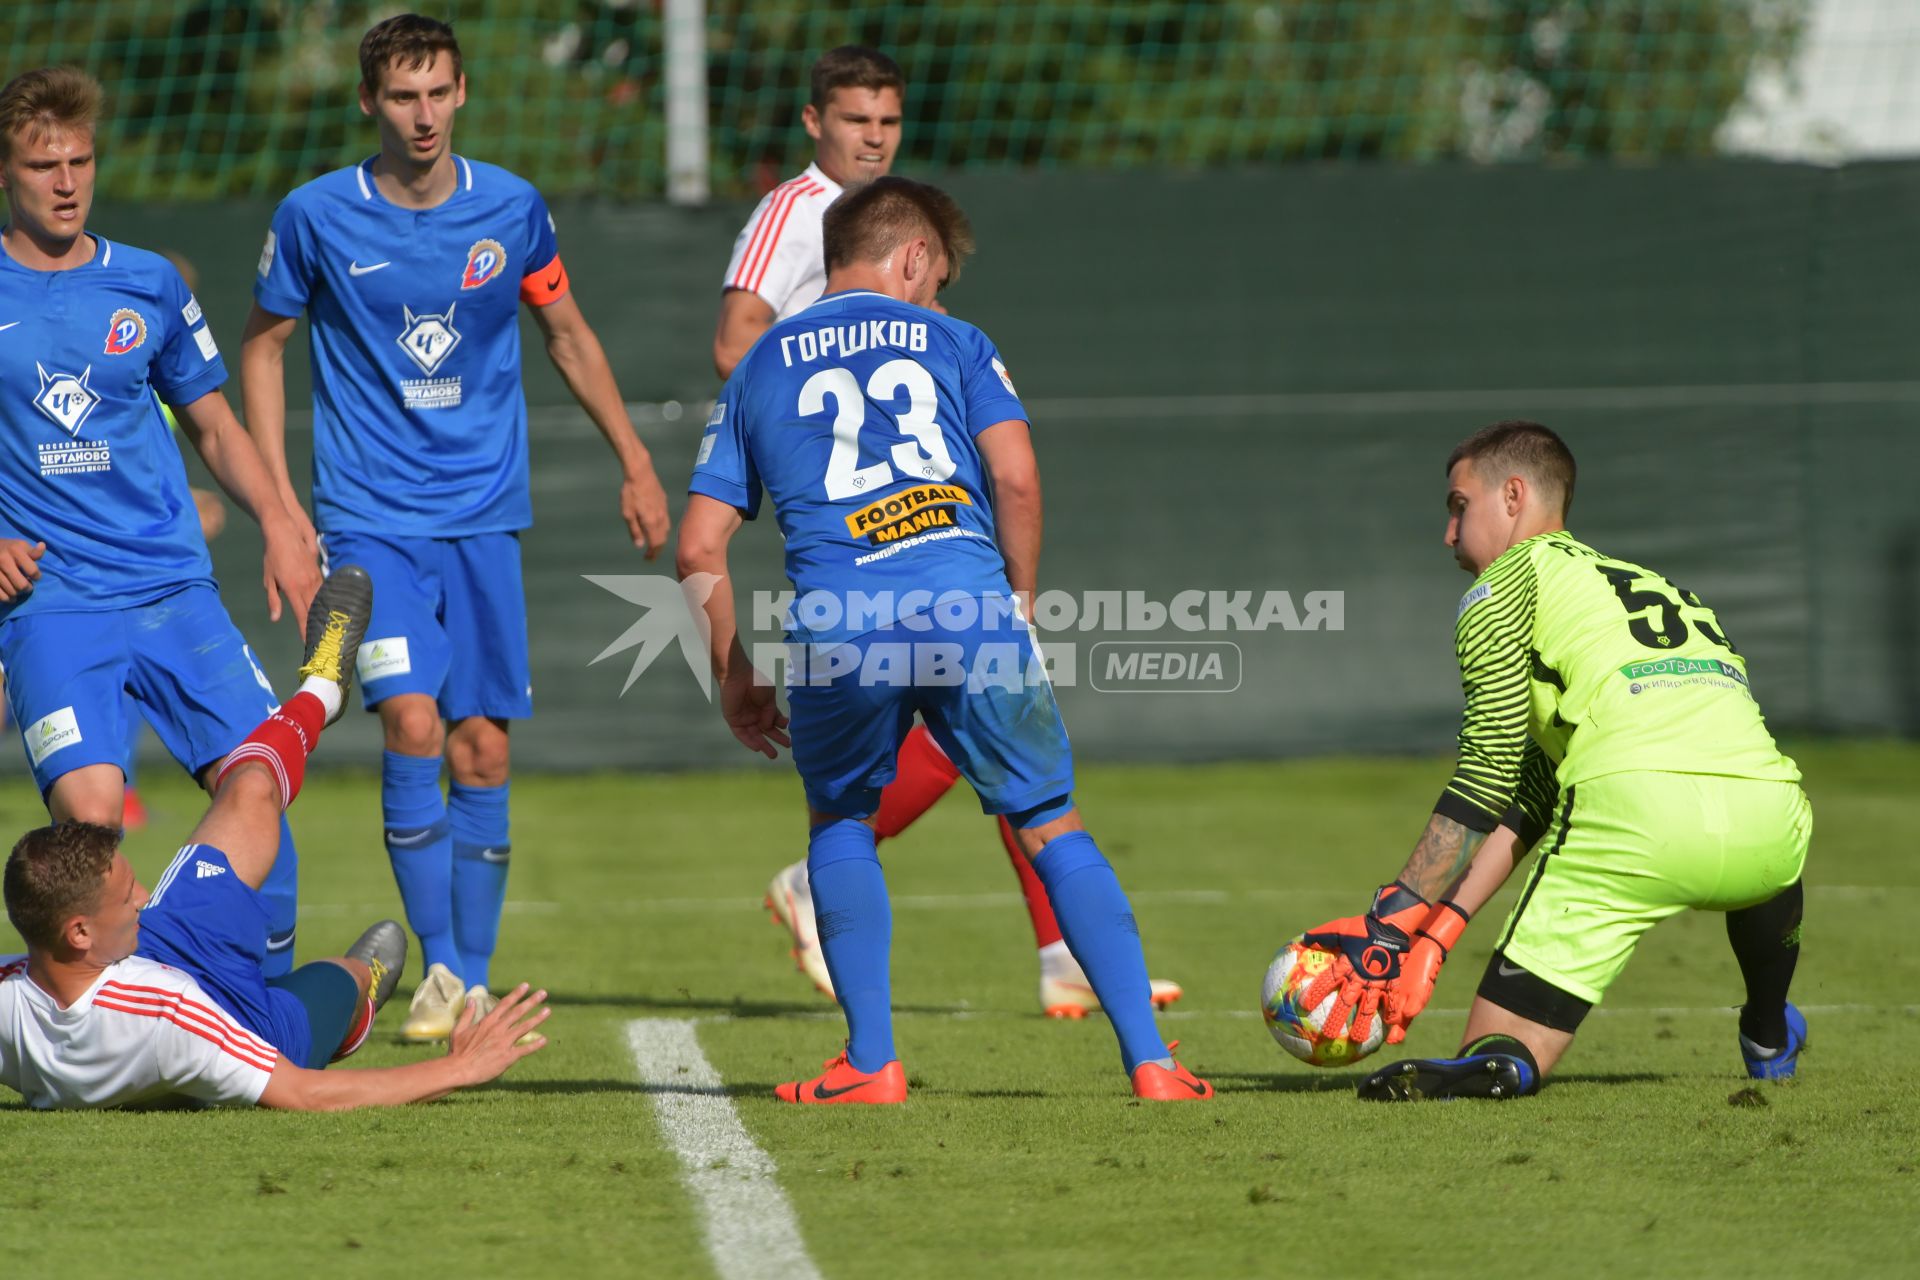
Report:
104,308,147,355
461,238,507,289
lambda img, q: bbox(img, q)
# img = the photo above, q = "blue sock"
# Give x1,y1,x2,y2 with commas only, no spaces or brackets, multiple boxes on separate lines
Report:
449,780,511,991
258,814,298,978
808,819,894,1073
382,751,461,982
1031,831,1167,1074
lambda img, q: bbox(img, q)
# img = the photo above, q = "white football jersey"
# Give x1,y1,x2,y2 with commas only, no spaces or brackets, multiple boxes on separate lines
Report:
722,163,845,320
0,953,278,1110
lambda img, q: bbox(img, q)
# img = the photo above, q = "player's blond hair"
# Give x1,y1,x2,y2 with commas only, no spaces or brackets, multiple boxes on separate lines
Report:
4,823,120,952
823,176,975,290
1447,420,1577,518
0,67,101,164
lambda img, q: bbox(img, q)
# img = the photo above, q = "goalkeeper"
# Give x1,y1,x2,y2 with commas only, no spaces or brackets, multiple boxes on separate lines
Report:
1297,421,1810,1101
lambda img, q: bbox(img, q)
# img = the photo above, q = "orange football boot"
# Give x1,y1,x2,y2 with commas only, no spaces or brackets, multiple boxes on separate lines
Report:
776,1049,908,1105
1130,1040,1213,1101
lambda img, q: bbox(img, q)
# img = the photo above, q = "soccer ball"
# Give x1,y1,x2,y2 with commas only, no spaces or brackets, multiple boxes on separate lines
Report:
1261,937,1387,1067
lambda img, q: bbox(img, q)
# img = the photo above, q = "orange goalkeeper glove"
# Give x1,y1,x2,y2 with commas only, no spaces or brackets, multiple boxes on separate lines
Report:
1382,900,1471,1044
1298,883,1433,1048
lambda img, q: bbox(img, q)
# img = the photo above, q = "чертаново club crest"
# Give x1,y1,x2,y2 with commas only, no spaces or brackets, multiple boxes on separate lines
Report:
104,308,146,355
461,238,507,289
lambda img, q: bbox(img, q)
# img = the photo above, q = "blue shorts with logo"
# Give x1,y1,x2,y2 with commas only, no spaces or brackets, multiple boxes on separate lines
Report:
0,585,279,795
785,594,1074,819
136,844,317,1068
321,530,531,721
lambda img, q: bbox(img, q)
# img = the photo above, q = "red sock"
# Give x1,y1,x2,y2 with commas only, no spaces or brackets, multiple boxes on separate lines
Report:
873,723,962,840
1000,816,1064,948
332,996,375,1062
214,691,326,810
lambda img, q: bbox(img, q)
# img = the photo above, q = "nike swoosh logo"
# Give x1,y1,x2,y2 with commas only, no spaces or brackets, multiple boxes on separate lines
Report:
478,847,511,864
348,261,391,276
385,828,439,847
546,270,562,291
1496,961,1528,978
0,322,18,332
811,1079,874,1100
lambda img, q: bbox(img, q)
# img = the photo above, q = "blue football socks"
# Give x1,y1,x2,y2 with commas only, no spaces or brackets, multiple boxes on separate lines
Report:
258,813,299,977
449,780,511,991
382,750,461,981
1031,830,1167,1074
808,819,895,1073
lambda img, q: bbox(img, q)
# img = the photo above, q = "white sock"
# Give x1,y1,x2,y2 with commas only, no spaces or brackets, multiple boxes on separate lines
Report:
298,675,343,721
1039,939,1083,981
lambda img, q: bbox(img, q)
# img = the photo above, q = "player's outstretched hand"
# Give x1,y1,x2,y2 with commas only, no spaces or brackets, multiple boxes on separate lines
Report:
621,466,673,560
261,522,322,634
447,982,550,1085
721,667,790,759
0,539,45,601
1298,883,1433,1047
1382,901,1470,1044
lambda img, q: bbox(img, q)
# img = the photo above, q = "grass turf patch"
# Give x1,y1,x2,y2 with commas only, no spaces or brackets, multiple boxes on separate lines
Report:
3,743,1916,1277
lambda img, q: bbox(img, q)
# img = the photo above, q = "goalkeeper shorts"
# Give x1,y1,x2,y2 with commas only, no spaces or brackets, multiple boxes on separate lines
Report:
1497,770,1811,1005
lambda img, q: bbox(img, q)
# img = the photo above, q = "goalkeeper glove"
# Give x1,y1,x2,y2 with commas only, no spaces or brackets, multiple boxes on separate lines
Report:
1382,900,1471,1044
1298,882,1433,1048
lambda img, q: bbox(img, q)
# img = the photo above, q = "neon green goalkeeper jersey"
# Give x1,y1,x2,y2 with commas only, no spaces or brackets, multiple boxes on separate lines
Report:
1436,530,1800,843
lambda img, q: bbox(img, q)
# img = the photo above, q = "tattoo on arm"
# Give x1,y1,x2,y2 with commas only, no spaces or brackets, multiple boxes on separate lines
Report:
1400,813,1488,903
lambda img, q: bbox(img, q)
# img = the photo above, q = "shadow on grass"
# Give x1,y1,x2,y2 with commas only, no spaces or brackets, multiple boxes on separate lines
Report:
480,1077,786,1098
531,991,980,1018
1204,1071,1363,1095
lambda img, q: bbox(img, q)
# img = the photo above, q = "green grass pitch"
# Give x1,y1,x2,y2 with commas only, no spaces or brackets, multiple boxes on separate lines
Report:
3,743,1917,1278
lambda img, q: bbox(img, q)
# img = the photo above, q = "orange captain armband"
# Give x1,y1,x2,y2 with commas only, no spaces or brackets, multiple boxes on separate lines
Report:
520,254,570,306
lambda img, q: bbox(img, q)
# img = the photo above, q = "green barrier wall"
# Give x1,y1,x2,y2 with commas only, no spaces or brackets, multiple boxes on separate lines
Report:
16,162,1915,776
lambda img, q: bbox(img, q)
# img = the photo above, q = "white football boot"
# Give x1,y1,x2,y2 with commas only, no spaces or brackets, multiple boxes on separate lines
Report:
1038,940,1184,1019
765,859,835,999
461,984,543,1047
401,962,467,1043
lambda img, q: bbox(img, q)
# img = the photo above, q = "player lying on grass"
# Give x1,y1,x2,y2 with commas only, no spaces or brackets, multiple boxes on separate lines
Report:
0,567,550,1110
1294,421,1809,1100
715,45,1181,1018
680,176,1208,1103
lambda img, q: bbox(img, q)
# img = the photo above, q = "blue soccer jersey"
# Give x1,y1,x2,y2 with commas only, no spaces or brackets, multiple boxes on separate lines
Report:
0,236,224,620
690,291,1029,646
253,156,565,537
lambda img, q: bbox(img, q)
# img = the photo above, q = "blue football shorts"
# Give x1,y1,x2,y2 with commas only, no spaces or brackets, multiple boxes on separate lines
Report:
136,844,320,1068
320,530,532,721
0,585,279,795
785,593,1075,819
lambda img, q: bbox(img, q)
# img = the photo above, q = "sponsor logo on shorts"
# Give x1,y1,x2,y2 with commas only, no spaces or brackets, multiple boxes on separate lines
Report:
32,362,100,436
461,238,508,289
25,707,82,767
358,637,413,682
843,483,973,546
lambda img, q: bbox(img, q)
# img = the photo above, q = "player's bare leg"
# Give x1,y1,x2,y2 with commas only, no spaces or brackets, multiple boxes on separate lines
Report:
45,762,129,827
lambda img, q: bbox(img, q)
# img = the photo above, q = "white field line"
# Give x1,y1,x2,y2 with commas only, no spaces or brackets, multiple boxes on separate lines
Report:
626,1019,824,1280
294,882,1915,919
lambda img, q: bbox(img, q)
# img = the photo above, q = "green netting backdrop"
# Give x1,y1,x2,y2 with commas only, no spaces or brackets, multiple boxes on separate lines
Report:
10,0,1811,202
